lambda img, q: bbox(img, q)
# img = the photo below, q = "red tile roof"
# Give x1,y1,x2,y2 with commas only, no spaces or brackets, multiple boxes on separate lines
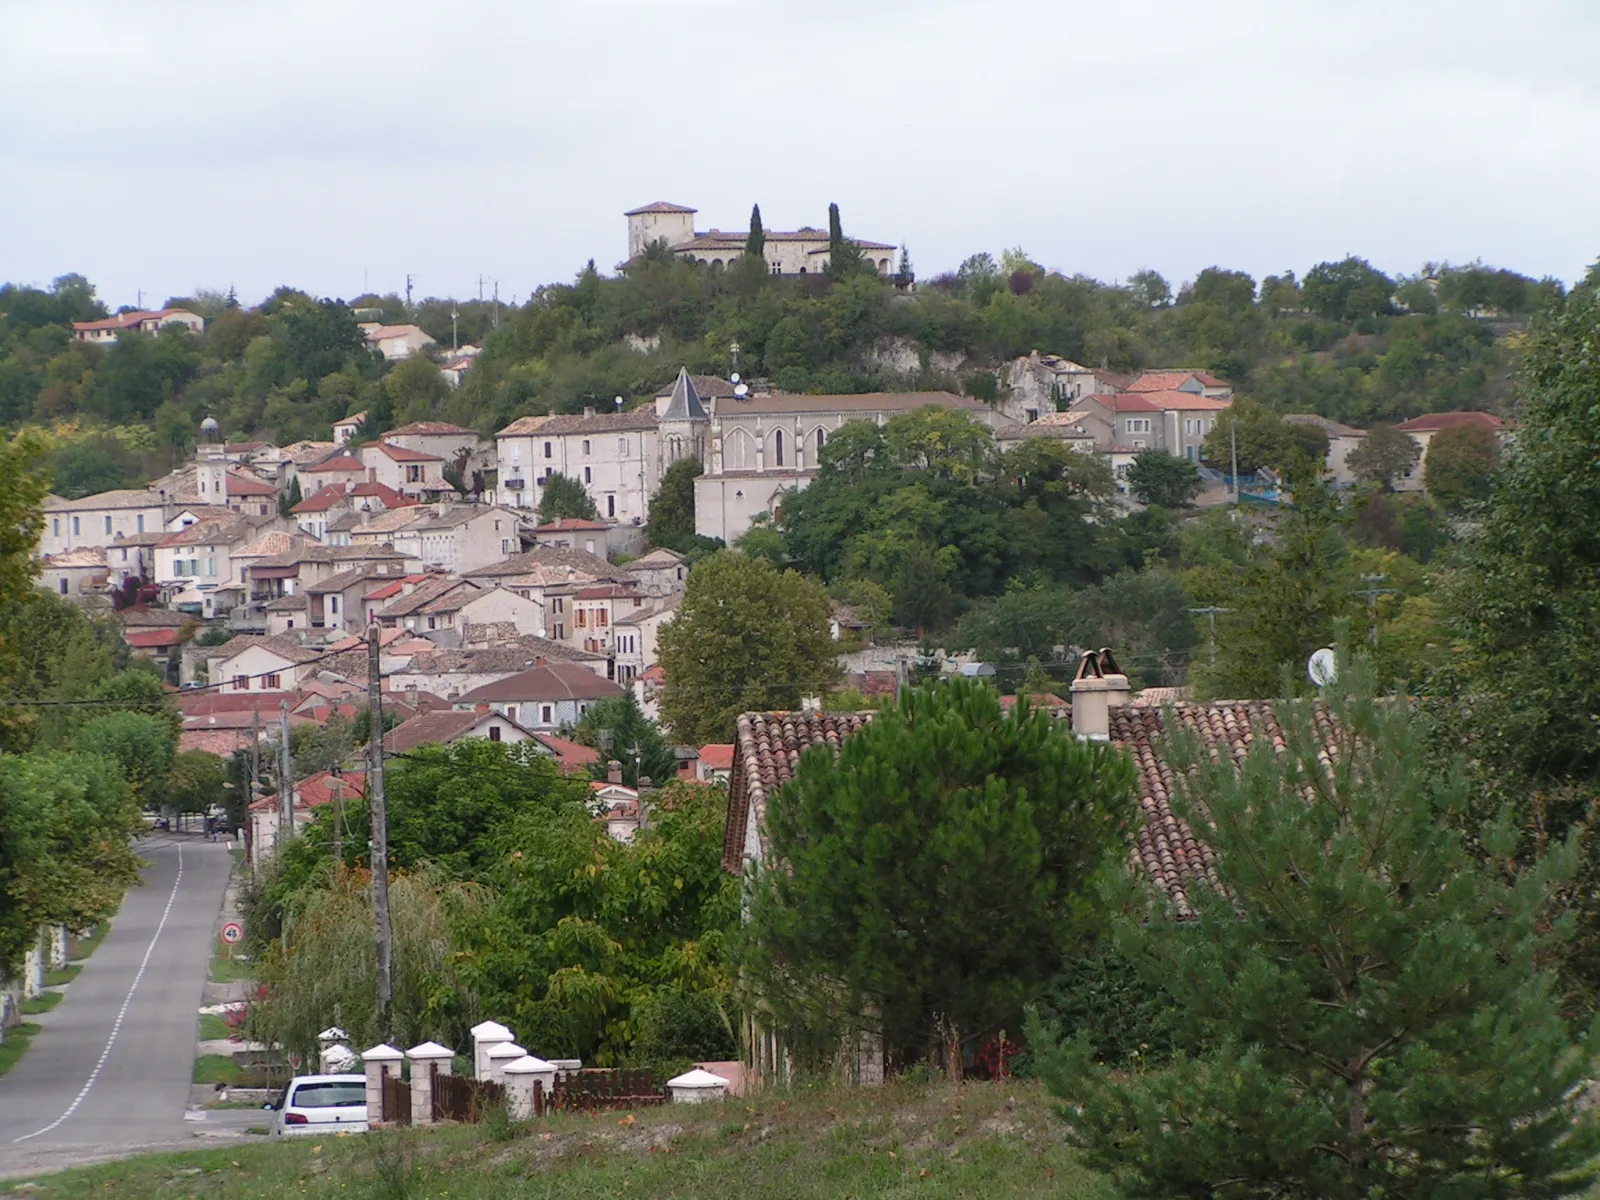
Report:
1096,393,1162,414
625,201,697,215
698,743,734,771
1125,371,1229,394
383,708,526,754
303,453,365,473
252,770,367,813
71,309,196,332
368,442,441,462
1130,390,1231,412
456,663,627,704
1391,411,1506,433
531,733,602,774
125,628,186,649
292,485,348,513
536,518,609,532
383,421,477,437
723,699,1343,919
226,472,279,496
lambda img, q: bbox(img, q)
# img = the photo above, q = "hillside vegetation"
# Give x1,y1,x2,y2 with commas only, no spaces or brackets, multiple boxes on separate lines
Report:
0,1079,1113,1200
0,251,1554,490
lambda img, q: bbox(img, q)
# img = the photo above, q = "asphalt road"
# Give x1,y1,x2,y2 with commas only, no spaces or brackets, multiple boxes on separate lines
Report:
0,836,241,1180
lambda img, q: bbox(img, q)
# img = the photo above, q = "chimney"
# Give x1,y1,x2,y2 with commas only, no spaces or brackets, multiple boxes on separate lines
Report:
607,759,623,785
417,696,430,714
476,702,490,715
1069,648,1130,742
534,656,546,667
584,405,595,418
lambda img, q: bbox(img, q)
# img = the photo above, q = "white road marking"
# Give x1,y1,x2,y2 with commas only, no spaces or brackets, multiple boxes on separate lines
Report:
13,845,185,1144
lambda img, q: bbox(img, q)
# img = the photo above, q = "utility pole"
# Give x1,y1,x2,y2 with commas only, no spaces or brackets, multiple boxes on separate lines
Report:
1230,421,1240,505
492,280,501,330
279,700,294,839
451,306,458,353
367,622,393,1026
1359,574,1396,647
330,769,343,871
1189,606,1235,669
404,273,414,313
477,275,485,303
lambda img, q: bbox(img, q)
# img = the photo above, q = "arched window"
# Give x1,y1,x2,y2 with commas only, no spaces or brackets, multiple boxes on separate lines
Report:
725,429,753,470
773,429,785,467
815,427,826,456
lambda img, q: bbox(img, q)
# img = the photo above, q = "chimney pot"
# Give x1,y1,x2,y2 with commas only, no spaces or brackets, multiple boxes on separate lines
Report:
607,759,622,785
476,702,489,715
584,406,595,418
418,697,430,714
1069,648,1129,742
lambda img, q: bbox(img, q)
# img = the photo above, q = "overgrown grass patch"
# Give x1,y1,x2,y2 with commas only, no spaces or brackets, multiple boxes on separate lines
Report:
199,1013,234,1042
41,965,79,988
209,949,252,984
193,1054,243,1086
0,1023,43,1082
68,922,108,961
0,1078,1116,1199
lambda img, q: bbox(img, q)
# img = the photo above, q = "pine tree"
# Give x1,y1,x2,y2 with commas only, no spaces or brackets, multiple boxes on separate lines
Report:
745,204,766,261
742,678,1135,1073
1031,655,1600,1197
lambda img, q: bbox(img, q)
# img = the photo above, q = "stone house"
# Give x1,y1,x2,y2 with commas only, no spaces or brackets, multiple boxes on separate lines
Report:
1284,414,1367,485
360,441,448,499
496,406,661,524
393,638,609,701
298,451,368,492
361,323,435,361
291,481,414,540
382,705,535,755
625,546,688,597
624,202,898,276
351,503,523,573
454,661,626,732
612,593,680,685
41,490,168,556
1389,411,1509,493
36,547,109,599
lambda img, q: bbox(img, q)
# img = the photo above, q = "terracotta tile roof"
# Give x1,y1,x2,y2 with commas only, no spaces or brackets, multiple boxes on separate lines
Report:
536,518,610,532
456,663,626,704
626,201,697,215
125,627,186,648
253,770,367,814
333,413,367,429
362,576,427,601
376,576,476,618
117,605,194,628
715,391,983,417
175,691,295,717
366,324,433,343
1125,370,1230,394
722,698,1344,919
383,708,529,754
722,712,875,871
279,439,339,464
180,729,255,757
1093,393,1162,414
399,637,605,678
1392,411,1506,433
496,409,660,436
45,489,165,512
531,733,602,774
43,547,108,568
226,471,279,496
1131,390,1232,412
351,481,416,506
368,441,442,462
698,743,734,771
292,485,350,513
1129,686,1192,707
383,421,476,436
302,453,365,474
157,515,254,548
628,547,685,568
234,531,307,559
71,308,196,332
464,547,631,586
1283,414,1366,438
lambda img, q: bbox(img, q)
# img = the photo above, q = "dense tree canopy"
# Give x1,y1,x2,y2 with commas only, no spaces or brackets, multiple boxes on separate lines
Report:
657,551,838,744
742,678,1135,1072
1423,422,1499,509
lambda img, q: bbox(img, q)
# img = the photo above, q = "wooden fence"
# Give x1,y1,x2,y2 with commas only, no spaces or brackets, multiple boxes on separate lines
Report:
538,1068,666,1114
380,1072,411,1124
433,1066,505,1123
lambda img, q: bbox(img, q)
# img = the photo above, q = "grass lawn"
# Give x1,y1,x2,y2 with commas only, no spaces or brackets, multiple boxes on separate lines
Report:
0,1023,43,1083
199,1013,234,1042
193,1054,243,1086
40,965,79,988
68,923,108,961
0,1078,1116,1199
209,948,253,984
21,992,63,1016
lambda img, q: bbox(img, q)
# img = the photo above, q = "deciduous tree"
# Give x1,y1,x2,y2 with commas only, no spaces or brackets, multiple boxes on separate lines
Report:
1125,451,1202,508
1347,424,1421,490
1423,421,1499,510
537,471,600,523
658,551,838,744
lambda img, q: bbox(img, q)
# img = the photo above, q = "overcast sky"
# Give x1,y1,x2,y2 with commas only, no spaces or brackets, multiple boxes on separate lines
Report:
3,0,1597,311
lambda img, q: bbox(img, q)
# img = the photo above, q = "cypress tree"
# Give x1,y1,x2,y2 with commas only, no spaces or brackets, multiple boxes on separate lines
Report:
745,204,765,261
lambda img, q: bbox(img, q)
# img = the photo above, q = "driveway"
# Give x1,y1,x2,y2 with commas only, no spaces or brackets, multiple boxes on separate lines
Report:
0,837,244,1179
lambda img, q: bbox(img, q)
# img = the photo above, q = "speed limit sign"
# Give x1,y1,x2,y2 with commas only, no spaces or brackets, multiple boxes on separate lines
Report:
220,921,244,945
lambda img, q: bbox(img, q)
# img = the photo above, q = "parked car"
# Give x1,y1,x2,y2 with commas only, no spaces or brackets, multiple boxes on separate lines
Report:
266,1074,368,1136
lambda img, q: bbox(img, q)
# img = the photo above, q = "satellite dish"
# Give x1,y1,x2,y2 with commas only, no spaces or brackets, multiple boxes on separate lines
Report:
733,383,749,399
1308,647,1337,687
729,372,741,384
